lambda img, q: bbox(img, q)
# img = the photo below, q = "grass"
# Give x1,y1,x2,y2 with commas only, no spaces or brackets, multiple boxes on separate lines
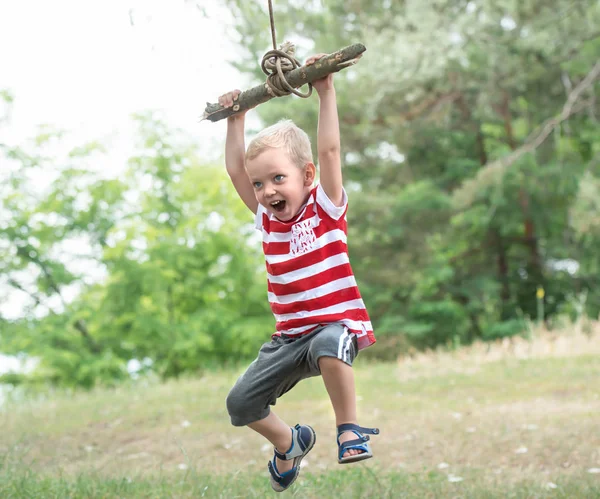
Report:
1,322,600,498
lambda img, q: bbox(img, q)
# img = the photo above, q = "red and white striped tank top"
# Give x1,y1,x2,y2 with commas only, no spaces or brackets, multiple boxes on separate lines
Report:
255,184,376,351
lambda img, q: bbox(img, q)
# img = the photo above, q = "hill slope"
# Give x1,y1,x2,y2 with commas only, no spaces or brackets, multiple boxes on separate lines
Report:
1,325,600,498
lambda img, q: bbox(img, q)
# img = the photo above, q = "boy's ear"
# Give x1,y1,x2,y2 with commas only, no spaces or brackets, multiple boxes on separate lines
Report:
304,163,316,186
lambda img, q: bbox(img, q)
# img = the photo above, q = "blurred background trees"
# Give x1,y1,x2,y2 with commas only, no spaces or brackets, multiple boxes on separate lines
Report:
1,0,599,386
224,0,600,349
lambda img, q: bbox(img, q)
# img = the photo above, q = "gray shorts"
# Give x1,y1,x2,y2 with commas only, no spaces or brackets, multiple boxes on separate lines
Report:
226,323,358,426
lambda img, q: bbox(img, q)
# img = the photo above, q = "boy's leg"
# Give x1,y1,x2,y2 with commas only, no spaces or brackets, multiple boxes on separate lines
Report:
318,356,362,458
249,412,296,474
226,335,317,474
306,324,367,459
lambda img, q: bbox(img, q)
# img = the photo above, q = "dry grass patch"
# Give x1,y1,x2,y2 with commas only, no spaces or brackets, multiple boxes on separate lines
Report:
1,321,599,494
395,319,600,380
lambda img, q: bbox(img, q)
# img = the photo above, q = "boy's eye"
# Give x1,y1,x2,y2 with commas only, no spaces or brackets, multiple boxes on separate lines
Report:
253,181,262,189
274,175,284,182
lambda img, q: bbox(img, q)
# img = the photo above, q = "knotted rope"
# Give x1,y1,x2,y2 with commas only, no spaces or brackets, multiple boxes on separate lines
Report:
261,0,312,98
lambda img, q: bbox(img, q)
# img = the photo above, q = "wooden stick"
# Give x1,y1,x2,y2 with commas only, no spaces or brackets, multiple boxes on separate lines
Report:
201,43,366,123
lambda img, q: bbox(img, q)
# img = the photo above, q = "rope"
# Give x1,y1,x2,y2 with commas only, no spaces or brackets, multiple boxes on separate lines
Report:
268,0,277,51
261,0,312,98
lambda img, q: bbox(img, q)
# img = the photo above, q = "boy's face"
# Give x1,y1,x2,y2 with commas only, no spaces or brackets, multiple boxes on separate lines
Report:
246,147,315,222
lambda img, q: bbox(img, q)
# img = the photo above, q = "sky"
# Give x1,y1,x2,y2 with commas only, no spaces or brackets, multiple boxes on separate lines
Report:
0,0,255,370
1,0,246,154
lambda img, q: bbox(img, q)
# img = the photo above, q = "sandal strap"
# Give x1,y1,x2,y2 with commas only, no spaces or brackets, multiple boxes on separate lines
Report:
339,436,370,454
337,423,380,436
268,424,316,491
268,459,295,484
274,424,314,461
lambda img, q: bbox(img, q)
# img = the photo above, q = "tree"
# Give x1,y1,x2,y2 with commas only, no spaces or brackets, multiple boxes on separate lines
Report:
218,0,600,350
1,108,272,387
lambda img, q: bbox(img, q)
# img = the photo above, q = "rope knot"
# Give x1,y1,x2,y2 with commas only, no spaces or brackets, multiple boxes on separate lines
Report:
261,41,312,98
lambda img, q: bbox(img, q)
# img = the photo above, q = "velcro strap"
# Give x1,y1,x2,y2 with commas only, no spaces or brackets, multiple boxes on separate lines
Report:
267,460,283,482
337,423,380,436
274,425,304,461
339,437,370,453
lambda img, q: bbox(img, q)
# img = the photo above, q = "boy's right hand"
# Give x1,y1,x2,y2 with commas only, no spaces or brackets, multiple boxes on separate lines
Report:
218,89,246,119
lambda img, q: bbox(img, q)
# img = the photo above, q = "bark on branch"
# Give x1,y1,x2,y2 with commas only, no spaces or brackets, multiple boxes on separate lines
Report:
201,43,366,123
453,58,600,209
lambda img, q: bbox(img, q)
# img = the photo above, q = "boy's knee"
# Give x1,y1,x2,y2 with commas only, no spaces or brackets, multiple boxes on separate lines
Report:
226,385,244,419
226,384,269,427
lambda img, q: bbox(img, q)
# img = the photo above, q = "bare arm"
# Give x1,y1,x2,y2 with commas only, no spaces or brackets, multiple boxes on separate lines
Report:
307,55,343,207
221,90,258,214
316,88,343,206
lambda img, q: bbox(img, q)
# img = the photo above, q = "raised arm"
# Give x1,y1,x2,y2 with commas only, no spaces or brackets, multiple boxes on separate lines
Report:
306,54,343,207
220,90,258,214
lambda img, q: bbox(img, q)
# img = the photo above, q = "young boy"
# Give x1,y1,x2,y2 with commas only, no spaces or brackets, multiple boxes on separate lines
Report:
219,54,378,492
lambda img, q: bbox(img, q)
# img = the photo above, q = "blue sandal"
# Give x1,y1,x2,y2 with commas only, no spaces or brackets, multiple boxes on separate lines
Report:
337,423,380,464
268,424,316,492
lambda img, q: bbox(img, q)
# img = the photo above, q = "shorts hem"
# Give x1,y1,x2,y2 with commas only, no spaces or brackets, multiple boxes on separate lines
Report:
230,409,270,427
313,352,354,371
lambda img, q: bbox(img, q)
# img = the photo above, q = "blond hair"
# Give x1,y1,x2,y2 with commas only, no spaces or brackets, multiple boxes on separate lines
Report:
246,119,313,168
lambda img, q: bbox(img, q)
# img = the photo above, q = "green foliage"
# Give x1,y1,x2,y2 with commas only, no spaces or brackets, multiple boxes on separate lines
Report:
1,112,272,387
483,318,529,340
221,0,600,353
2,1,600,386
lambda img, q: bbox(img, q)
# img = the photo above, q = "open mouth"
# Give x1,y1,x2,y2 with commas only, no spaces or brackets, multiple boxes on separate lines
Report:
270,200,286,213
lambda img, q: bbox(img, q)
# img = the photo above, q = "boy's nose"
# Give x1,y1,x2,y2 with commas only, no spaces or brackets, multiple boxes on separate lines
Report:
265,185,277,197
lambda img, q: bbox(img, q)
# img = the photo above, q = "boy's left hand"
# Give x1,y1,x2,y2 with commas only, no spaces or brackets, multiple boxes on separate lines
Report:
305,53,334,94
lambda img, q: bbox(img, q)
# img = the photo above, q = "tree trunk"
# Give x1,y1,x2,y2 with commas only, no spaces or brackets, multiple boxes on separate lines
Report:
500,91,542,273
494,229,512,320
456,92,513,319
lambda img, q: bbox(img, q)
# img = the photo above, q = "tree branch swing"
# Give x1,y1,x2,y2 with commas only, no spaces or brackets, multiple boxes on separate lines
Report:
201,0,366,123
